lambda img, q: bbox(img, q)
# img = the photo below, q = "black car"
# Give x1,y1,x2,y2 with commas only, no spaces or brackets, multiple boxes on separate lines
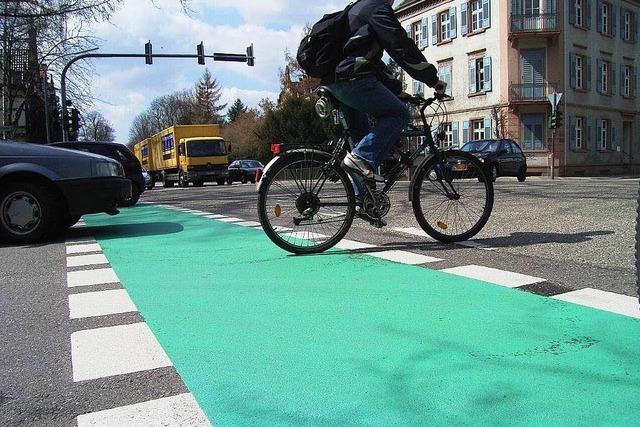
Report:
228,160,264,184
51,141,145,205
460,139,528,182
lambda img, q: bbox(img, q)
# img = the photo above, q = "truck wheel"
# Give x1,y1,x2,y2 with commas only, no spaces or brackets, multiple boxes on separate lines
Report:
193,181,204,187
162,174,174,188
118,183,140,207
0,181,63,244
216,179,226,186
178,172,189,188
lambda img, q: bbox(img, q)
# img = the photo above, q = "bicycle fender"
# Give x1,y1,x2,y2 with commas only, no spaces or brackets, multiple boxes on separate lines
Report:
256,149,332,193
408,153,435,202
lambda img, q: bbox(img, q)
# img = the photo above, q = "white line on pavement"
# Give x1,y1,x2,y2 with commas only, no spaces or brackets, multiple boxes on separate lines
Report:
334,239,377,250
216,217,244,223
65,237,97,245
71,323,172,382
553,288,640,319
66,243,102,255
76,393,211,427
67,254,109,268
366,250,443,265
204,214,226,219
235,221,262,227
393,227,432,238
69,289,138,319
441,265,546,288
282,231,328,240
67,268,120,288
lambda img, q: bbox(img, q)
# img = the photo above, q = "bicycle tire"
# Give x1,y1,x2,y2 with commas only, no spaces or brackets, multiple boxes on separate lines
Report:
411,150,494,243
258,150,356,255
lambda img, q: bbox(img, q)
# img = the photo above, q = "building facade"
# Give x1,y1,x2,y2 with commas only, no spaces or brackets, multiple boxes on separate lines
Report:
396,0,639,176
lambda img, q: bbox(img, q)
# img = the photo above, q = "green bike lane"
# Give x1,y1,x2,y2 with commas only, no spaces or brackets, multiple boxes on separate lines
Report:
85,204,640,425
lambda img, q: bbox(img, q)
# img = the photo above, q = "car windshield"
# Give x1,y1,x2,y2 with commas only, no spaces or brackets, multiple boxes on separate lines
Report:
461,141,500,153
186,140,227,157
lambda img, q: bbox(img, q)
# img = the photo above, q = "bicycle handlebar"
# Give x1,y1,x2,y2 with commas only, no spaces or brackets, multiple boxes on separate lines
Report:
403,92,451,106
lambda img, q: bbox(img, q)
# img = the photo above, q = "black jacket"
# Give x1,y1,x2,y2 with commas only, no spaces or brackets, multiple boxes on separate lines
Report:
330,0,439,92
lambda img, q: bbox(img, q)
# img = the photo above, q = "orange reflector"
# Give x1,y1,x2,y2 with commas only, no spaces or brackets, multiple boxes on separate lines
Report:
437,221,448,230
453,163,468,171
275,204,282,217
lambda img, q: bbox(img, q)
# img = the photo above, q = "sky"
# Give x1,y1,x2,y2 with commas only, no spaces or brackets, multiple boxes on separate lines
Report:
85,0,343,142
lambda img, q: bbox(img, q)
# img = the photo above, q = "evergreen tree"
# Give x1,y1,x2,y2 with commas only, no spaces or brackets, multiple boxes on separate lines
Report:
227,98,246,123
193,69,226,124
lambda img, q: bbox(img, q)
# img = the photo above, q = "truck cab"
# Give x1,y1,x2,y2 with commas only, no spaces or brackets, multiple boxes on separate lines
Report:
177,137,229,187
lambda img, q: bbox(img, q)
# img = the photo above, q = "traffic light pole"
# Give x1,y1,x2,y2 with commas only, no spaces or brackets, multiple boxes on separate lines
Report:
550,127,556,180
60,45,255,141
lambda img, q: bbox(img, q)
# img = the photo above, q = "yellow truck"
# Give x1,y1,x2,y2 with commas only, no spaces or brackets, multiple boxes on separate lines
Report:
134,124,230,187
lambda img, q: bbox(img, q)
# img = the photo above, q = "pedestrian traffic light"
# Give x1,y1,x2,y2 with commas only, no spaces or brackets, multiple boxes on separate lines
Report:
197,42,205,65
145,41,153,65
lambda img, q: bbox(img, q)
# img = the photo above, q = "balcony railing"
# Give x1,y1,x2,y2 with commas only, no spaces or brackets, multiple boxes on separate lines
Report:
510,13,559,33
509,83,559,102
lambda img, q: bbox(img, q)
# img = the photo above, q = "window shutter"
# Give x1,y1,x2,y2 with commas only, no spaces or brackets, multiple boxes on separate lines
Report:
569,116,577,150
620,64,626,96
611,62,617,94
420,17,429,48
546,0,556,14
452,122,459,147
484,117,493,139
482,0,491,28
450,7,458,39
596,1,602,32
570,53,577,88
633,65,638,97
596,119,602,149
612,6,617,36
620,7,626,40
586,56,592,90
469,58,477,93
596,58,603,93
634,12,639,42
586,117,593,149
430,15,437,45
461,2,469,35
586,0,592,28
462,121,469,144
611,125,617,151
484,56,492,92
569,0,576,25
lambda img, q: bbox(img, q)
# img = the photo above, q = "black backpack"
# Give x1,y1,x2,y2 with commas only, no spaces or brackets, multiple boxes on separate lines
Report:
296,2,356,79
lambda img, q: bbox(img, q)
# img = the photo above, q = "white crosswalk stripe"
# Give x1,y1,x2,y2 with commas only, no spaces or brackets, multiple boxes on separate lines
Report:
366,250,443,265
69,290,137,319
66,243,102,254
553,288,640,319
67,254,109,268
67,268,120,288
441,265,546,288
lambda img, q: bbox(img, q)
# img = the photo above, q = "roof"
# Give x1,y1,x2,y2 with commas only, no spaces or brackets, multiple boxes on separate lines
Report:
395,0,422,10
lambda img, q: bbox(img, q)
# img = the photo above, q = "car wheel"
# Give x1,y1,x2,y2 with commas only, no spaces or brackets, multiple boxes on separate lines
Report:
178,171,189,188
226,178,233,185
118,184,140,207
241,175,248,184
0,181,63,244
193,181,204,187
217,179,226,186
517,167,527,182
490,164,498,182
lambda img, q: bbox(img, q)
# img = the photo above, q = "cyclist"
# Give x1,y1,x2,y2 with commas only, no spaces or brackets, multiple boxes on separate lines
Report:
324,0,447,181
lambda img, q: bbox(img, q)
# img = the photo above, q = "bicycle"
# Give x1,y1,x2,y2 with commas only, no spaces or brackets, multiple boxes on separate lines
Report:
257,87,495,255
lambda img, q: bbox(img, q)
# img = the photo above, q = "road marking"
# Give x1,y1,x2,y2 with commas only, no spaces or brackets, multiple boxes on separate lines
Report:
67,254,109,268
204,214,226,219
553,288,640,319
69,289,138,319
334,239,377,250
65,237,97,244
441,265,546,288
216,217,244,223
76,393,211,427
456,241,495,251
67,268,120,288
366,250,443,265
282,231,328,240
273,226,293,232
71,323,172,382
235,221,262,227
393,227,432,238
66,243,102,254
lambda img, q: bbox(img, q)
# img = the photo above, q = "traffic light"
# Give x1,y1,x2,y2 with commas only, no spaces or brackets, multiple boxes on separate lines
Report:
197,42,205,65
67,108,80,141
549,110,563,129
246,44,255,67
555,110,563,128
145,41,153,65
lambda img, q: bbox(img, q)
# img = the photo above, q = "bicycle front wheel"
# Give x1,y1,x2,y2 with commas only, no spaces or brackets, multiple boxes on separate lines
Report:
412,150,494,243
258,150,356,254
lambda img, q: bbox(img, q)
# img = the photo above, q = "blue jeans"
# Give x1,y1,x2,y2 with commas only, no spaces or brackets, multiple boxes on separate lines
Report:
328,77,410,168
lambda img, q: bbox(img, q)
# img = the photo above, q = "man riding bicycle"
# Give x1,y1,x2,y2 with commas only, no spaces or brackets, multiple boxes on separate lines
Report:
324,0,447,181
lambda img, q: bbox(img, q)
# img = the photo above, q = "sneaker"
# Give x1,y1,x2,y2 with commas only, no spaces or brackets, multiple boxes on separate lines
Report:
343,153,384,182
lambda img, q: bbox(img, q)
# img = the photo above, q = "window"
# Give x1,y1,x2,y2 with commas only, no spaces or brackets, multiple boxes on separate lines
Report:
624,65,632,97
601,60,609,94
599,119,609,150
601,2,610,35
471,0,483,32
442,122,454,148
412,80,424,95
475,58,485,92
472,119,485,141
440,11,451,41
469,55,492,94
575,0,583,26
575,55,584,89
412,21,421,44
575,116,584,149
438,62,453,96
623,10,632,41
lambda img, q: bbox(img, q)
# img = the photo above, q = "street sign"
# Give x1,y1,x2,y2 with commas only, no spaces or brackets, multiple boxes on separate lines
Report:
548,92,563,114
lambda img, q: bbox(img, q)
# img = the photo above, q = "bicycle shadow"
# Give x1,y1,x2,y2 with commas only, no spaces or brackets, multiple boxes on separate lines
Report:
472,230,614,248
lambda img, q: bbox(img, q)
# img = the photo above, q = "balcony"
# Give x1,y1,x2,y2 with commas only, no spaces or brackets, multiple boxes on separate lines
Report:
510,13,559,33
509,83,559,104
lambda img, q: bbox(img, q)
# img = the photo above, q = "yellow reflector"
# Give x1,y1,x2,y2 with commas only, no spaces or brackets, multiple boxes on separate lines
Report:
275,204,282,217
437,221,448,230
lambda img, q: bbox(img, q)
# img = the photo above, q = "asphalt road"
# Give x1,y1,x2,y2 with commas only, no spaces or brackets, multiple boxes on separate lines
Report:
141,176,639,297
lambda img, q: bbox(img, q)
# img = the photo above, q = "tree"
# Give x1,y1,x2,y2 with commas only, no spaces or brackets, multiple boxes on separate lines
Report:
222,109,271,163
193,69,226,124
491,104,510,139
257,97,332,147
227,98,246,123
80,110,114,141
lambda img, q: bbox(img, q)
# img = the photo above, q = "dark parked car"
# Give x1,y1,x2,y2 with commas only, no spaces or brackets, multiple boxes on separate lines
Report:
460,139,528,182
0,140,130,244
51,141,145,206
228,160,264,184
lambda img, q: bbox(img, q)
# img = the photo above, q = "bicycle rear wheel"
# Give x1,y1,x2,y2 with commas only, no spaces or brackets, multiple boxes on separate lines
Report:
258,150,356,254
411,150,494,243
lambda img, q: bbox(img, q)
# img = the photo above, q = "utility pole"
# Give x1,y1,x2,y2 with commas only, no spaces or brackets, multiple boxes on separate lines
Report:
40,65,51,144
60,43,255,141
